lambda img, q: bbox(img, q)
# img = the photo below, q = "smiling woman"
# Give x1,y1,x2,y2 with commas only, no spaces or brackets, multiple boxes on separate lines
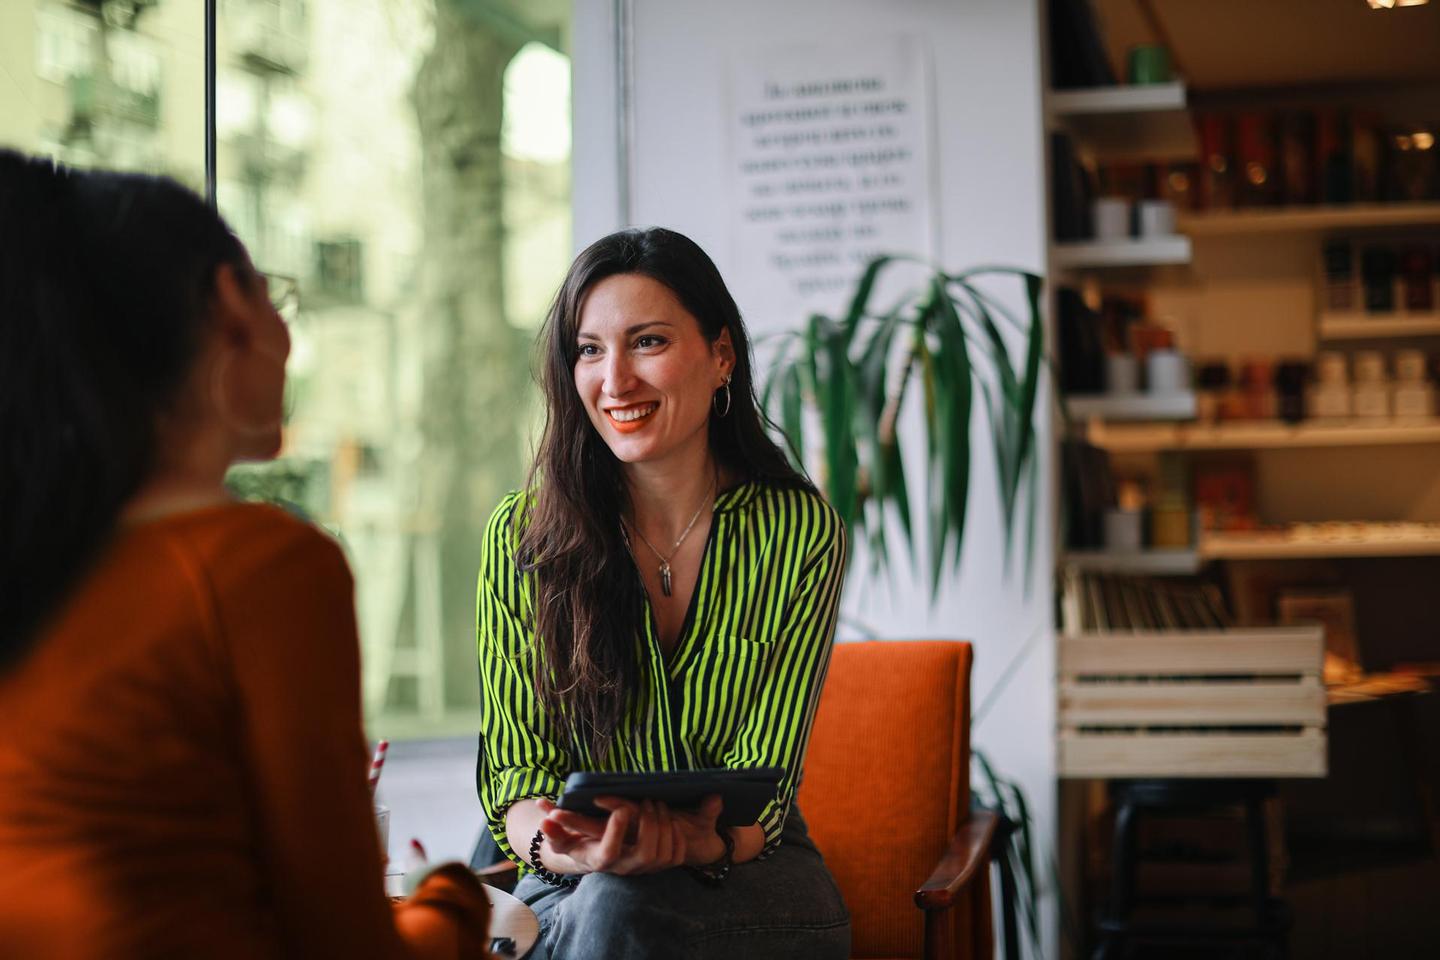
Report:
474,227,852,959
574,273,735,457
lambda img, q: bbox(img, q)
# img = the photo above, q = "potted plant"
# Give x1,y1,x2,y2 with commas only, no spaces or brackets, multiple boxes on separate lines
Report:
763,255,1048,958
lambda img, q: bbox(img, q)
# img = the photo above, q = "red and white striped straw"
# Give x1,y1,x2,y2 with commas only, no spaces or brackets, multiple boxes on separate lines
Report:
367,739,389,795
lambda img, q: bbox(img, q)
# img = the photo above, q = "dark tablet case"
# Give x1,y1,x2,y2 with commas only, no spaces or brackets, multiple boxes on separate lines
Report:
557,767,783,827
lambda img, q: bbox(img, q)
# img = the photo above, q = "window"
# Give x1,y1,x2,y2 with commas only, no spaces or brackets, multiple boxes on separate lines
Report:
4,0,204,183
217,0,574,739
2,0,571,742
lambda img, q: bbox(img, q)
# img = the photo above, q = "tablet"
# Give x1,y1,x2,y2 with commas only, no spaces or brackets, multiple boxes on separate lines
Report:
557,767,784,827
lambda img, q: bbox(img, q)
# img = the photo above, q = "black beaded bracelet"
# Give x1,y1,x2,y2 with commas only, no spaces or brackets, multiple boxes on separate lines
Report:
688,824,735,886
529,828,580,888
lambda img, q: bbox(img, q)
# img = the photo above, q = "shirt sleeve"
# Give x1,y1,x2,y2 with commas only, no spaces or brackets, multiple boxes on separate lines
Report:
721,497,845,857
211,514,488,959
475,493,573,866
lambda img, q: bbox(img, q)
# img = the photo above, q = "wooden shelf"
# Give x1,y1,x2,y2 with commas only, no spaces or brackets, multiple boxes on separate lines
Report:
1318,314,1440,340
1201,525,1440,561
1047,83,1195,161
1086,418,1440,453
1178,203,1440,237
1065,391,1197,421
1062,548,1202,576
1052,236,1191,268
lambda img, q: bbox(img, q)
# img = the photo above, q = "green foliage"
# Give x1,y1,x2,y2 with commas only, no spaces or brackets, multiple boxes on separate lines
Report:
764,256,1046,595
974,748,1044,957
224,458,328,522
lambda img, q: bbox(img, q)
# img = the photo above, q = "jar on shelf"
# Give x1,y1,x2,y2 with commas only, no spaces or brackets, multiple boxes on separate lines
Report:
1238,359,1276,420
1322,240,1354,312
1311,350,1352,419
1195,361,1231,424
1275,360,1310,424
1393,348,1434,420
1401,245,1434,313
1352,349,1391,419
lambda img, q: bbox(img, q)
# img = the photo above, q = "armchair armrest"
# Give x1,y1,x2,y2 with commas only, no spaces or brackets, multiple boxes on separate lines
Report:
913,809,1000,911
474,858,520,894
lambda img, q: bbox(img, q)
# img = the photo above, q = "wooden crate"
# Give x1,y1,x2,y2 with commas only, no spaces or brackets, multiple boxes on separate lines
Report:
1058,626,1327,778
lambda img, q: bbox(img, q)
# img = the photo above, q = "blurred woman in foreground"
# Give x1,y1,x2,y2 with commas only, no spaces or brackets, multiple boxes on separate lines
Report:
0,150,490,959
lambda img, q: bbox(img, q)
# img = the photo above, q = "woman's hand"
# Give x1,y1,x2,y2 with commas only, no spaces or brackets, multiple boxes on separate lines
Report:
537,796,689,876
664,795,728,867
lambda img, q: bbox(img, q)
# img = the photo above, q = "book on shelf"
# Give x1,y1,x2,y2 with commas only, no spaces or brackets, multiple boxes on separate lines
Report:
1059,569,1232,634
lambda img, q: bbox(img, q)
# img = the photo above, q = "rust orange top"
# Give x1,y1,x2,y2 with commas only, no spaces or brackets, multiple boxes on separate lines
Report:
0,502,488,959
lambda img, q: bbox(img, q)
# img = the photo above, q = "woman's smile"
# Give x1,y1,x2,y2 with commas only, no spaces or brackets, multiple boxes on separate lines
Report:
605,401,660,432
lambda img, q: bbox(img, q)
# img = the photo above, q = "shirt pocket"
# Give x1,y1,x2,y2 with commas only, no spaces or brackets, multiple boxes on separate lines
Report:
718,633,776,663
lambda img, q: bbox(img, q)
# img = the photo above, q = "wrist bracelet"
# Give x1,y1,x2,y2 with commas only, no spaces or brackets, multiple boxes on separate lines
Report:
689,825,735,886
528,828,580,888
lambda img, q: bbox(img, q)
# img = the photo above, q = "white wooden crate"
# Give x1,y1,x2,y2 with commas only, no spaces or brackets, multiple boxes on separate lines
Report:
1058,627,1327,778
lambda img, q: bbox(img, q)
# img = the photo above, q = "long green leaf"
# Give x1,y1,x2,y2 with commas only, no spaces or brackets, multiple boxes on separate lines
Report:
840,255,894,350
955,283,1021,520
808,313,861,538
954,273,1046,558
779,364,805,473
857,303,914,562
1023,431,1040,592
759,336,792,412
1011,273,1046,539
928,284,972,592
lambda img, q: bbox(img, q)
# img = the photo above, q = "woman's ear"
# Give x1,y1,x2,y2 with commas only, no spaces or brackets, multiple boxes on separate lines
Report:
714,328,736,380
211,262,259,346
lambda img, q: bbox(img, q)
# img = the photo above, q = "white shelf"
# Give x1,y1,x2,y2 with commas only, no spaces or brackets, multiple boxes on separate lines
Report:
1178,203,1440,237
1318,313,1440,340
1048,83,1187,115
1086,418,1440,453
1052,236,1191,268
1201,525,1440,561
1065,391,1196,421
1047,83,1195,161
1061,549,1202,576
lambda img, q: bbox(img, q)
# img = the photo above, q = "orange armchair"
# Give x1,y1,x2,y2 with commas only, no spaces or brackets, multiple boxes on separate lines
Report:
798,640,997,960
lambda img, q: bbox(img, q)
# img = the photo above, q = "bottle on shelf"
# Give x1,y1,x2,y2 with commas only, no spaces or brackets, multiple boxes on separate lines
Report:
1311,351,1352,419
1393,348,1435,420
1352,349,1391,418
1323,240,1354,311
1238,359,1277,420
1361,245,1398,313
1400,245,1434,312
1275,360,1310,424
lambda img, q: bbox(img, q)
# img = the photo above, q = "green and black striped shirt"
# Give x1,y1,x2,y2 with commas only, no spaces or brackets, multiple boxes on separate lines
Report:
475,480,845,865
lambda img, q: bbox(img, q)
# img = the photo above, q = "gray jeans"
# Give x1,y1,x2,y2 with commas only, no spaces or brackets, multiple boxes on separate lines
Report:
513,808,851,960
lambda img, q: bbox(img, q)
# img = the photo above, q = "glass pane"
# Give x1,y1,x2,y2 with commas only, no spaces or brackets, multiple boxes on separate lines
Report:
216,0,573,740
0,0,205,186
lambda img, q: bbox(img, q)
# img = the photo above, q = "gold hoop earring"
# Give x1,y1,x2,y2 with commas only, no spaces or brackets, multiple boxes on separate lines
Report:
713,375,733,418
211,351,283,437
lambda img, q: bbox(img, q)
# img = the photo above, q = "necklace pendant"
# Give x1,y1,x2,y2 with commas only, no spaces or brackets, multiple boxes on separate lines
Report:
659,562,673,597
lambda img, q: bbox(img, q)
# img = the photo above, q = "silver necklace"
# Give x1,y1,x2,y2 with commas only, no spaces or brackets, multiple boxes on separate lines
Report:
625,477,716,597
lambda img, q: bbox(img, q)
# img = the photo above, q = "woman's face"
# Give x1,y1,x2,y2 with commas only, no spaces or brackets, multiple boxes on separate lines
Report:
573,273,733,470
209,260,291,461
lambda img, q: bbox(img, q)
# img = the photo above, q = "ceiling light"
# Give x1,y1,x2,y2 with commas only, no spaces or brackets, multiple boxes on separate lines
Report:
1367,0,1430,7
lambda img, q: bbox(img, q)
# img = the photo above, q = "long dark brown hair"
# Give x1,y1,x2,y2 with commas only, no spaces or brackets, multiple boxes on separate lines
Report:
519,227,809,758
0,150,247,670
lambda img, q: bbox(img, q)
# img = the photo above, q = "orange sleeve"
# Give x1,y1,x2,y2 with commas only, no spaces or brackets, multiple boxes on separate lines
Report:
211,518,489,959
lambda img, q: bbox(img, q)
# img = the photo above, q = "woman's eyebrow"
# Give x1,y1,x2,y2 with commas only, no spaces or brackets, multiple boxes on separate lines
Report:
577,320,676,341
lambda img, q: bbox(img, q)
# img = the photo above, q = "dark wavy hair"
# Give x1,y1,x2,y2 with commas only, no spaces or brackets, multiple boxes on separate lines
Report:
519,227,810,758
0,150,247,669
